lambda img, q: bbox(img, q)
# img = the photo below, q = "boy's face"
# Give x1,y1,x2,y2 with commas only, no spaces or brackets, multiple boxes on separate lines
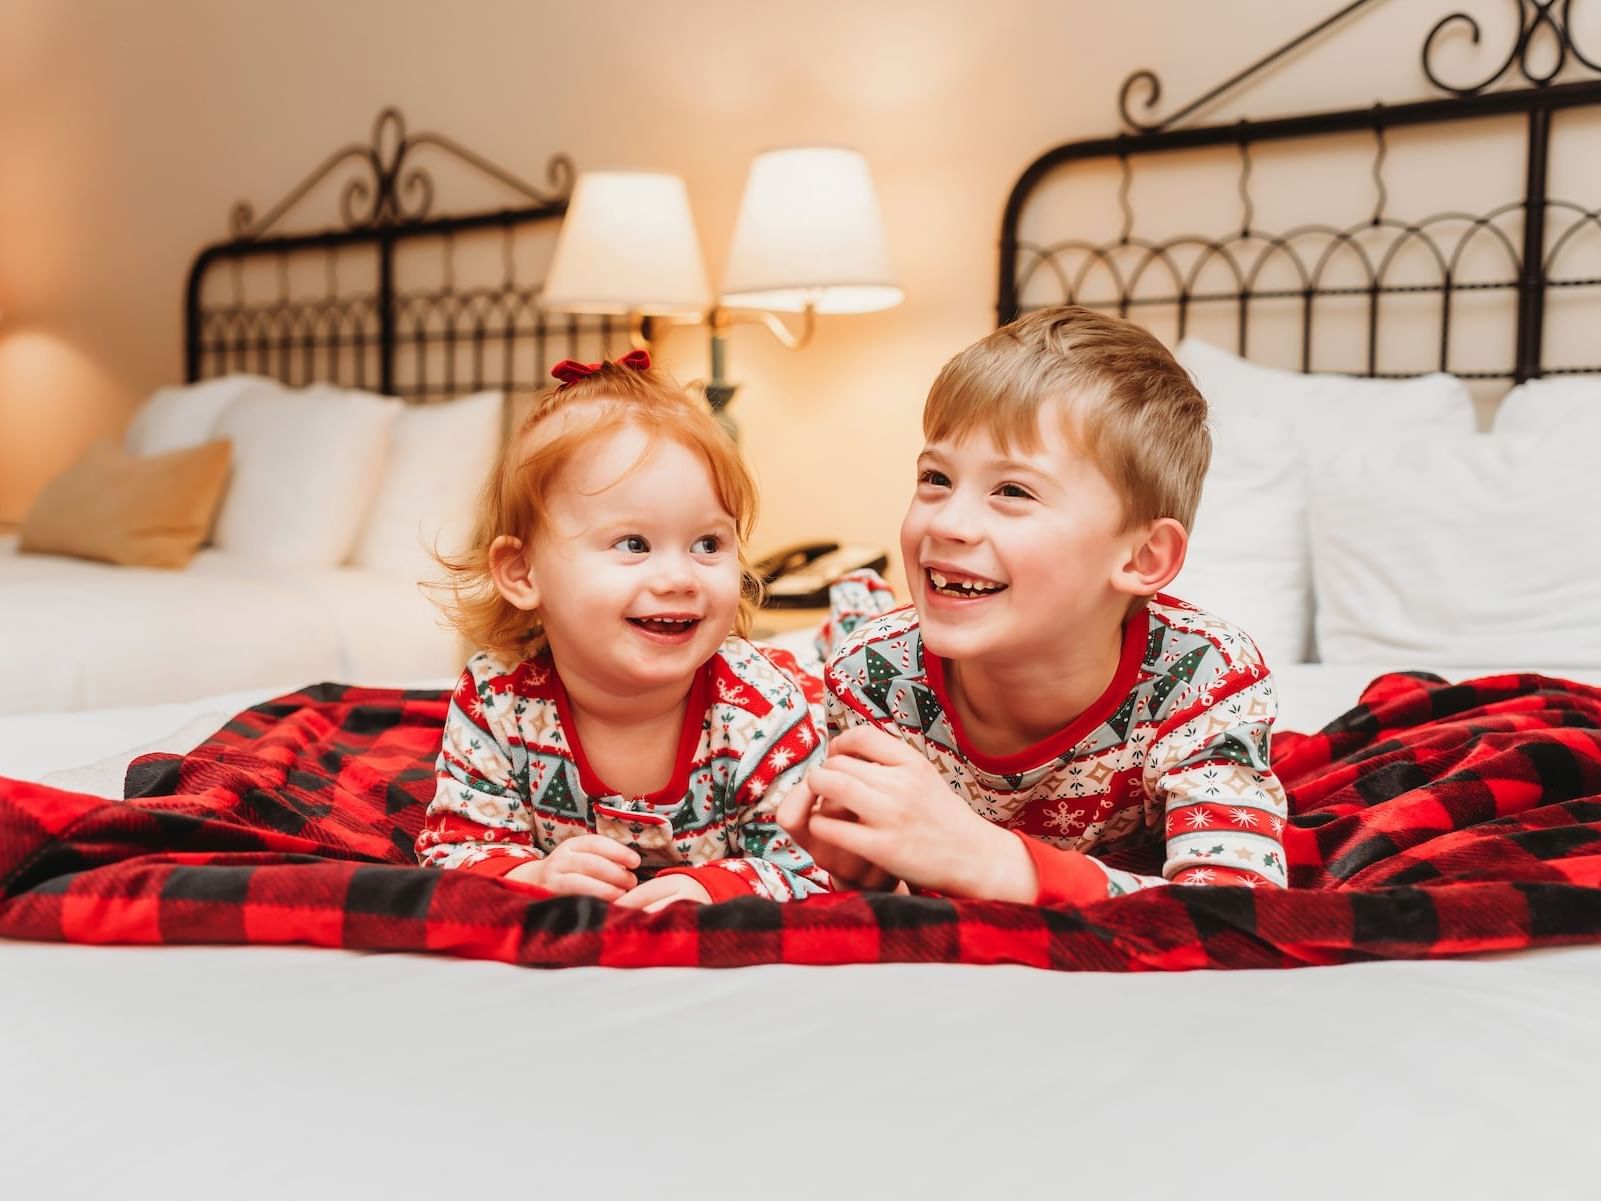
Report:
523,422,741,695
900,407,1135,667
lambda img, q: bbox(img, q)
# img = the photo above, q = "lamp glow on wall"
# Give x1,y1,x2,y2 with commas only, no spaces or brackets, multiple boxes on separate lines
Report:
540,147,902,435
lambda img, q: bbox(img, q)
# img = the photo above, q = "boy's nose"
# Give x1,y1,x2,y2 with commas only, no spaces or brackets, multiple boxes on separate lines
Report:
925,499,980,544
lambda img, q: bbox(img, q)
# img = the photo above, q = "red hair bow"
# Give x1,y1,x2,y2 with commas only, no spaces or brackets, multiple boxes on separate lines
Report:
550,349,651,386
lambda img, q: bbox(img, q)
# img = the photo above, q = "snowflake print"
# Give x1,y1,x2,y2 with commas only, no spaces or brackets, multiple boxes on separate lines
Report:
770,748,794,771
1227,806,1259,828
1043,801,1083,836
1183,807,1212,831
1185,867,1216,885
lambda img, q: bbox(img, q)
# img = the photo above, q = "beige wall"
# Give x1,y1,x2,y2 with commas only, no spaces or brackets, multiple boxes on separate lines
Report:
0,0,1569,574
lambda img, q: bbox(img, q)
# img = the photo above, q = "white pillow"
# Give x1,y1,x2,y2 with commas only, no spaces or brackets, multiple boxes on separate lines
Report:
211,385,401,567
1492,376,1601,435
1309,432,1601,666
125,374,286,457
1171,417,1307,670
351,390,503,579
1174,339,1480,664
1176,338,1479,450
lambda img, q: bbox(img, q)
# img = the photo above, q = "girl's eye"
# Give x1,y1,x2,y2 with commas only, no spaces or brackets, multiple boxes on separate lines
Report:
615,535,649,554
996,483,1035,500
692,535,722,555
918,469,950,488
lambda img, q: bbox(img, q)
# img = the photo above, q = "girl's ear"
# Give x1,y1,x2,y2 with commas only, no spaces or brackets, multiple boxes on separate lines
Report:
1112,517,1188,599
488,535,541,612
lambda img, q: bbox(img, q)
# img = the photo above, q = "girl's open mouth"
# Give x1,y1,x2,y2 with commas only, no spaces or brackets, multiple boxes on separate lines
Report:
627,616,701,639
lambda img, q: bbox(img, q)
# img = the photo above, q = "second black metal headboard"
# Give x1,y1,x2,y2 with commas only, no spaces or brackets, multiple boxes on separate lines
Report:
184,108,617,401
999,1,1601,383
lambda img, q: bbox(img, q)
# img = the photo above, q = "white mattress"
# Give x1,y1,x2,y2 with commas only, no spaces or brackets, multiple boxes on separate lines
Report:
0,535,462,716
2,662,1600,1198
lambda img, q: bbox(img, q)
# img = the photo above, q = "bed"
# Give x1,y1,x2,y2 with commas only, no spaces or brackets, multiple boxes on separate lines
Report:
0,108,617,716
7,9,1601,1200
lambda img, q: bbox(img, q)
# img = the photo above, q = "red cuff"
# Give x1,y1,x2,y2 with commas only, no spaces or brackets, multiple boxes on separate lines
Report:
655,863,758,903
1014,833,1107,906
457,853,538,880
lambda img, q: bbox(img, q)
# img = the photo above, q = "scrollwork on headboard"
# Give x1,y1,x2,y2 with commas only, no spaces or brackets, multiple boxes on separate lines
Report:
186,108,613,401
1002,1,1601,383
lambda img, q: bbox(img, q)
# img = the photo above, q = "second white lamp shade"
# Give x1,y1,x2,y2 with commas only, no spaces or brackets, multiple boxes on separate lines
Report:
720,147,902,314
541,171,711,316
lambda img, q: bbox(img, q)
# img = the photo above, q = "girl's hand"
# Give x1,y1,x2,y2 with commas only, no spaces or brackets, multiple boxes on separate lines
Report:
504,835,641,901
614,874,713,912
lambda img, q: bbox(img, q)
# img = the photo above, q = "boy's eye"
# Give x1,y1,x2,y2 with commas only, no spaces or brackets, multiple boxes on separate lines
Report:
615,535,649,554
996,483,1035,500
692,535,722,555
918,468,950,488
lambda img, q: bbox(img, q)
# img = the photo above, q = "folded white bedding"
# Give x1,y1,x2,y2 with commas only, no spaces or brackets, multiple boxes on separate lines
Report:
0,536,461,717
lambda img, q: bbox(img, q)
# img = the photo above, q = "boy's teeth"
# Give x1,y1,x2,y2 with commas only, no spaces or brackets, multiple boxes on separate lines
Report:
928,569,1004,596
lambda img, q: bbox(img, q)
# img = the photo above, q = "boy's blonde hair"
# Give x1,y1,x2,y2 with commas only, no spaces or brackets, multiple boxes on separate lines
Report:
433,360,761,660
924,306,1210,530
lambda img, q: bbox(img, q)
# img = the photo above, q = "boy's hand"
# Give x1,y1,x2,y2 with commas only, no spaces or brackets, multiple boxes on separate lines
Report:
504,835,640,901
614,875,713,912
793,726,1039,903
776,773,903,892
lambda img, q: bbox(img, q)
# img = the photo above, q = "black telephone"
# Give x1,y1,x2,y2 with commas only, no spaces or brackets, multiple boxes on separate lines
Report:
754,542,889,609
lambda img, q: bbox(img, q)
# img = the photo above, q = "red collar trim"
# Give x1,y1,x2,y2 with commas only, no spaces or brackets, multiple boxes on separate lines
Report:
924,606,1150,775
549,661,710,805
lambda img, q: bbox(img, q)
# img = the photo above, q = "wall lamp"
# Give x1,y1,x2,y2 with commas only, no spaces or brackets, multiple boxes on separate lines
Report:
540,147,902,435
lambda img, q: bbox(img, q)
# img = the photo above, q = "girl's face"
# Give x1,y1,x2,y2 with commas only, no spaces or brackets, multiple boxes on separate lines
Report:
527,422,742,696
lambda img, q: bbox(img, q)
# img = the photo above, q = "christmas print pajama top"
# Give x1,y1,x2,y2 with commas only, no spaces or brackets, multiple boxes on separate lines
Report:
418,637,830,902
825,590,1290,905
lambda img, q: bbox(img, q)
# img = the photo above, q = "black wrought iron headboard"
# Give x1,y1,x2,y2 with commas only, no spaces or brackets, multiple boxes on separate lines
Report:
999,1,1601,383
184,108,617,401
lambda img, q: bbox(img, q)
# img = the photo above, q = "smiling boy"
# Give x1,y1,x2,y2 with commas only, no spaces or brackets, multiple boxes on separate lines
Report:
777,307,1288,905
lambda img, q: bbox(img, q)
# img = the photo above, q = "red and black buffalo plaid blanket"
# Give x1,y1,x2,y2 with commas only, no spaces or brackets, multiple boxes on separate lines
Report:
3,671,1601,970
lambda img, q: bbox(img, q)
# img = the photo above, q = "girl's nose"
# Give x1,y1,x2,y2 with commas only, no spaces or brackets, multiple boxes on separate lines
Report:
649,552,698,593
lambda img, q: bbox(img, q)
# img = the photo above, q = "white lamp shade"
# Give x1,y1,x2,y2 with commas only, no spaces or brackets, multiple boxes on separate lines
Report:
542,171,711,316
720,147,903,314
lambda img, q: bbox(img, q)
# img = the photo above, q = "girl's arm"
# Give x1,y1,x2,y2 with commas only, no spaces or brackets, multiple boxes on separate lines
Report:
656,712,833,902
415,662,544,878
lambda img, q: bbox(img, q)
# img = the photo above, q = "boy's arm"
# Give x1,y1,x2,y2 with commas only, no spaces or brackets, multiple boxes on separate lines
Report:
657,712,832,902
1019,670,1289,904
416,665,545,879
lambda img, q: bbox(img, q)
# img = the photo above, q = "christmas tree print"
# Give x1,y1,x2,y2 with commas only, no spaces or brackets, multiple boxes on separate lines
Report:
912,684,943,733
1147,644,1211,713
1147,672,1182,713
1104,693,1137,742
1208,732,1263,768
1145,623,1166,665
540,763,581,817
861,647,900,715
1168,645,1208,684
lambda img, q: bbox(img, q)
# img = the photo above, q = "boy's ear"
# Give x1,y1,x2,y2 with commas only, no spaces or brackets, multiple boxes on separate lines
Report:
1113,517,1188,599
488,535,541,612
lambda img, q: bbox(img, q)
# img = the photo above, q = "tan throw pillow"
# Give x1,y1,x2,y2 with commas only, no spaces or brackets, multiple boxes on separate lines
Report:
19,438,233,569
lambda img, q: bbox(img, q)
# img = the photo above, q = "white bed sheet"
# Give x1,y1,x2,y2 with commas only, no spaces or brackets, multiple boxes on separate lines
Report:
0,535,461,716
2,663,1600,1199
2,942,1598,1199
